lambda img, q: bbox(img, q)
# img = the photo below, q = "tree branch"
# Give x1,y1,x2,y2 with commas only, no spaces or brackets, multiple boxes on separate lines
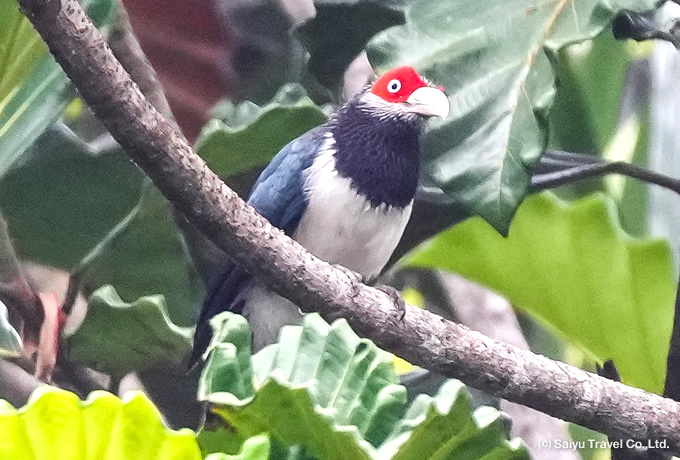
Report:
0,359,42,407
108,7,177,126
531,150,680,196
435,272,578,460
16,0,680,452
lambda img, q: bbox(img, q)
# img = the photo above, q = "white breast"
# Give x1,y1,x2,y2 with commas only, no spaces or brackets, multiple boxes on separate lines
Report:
293,134,412,281
243,133,413,350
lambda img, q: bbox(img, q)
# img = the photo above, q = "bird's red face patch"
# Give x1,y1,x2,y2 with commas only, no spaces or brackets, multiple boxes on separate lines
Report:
371,66,429,103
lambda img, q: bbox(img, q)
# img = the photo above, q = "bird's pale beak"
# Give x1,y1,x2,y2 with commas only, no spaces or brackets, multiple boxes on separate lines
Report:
405,86,450,119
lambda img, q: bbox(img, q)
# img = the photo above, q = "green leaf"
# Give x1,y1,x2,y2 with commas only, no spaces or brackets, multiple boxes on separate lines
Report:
0,386,202,459
549,33,647,155
381,382,527,460
0,0,47,107
82,187,204,326
0,56,73,177
0,0,119,177
0,126,201,326
367,0,657,233
198,313,528,459
0,127,145,269
0,300,21,357
548,33,653,236
405,192,674,393
298,0,405,93
196,84,326,178
205,435,271,460
67,286,193,377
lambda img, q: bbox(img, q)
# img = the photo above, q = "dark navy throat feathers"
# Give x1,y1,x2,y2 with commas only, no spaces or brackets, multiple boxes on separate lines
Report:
330,99,423,209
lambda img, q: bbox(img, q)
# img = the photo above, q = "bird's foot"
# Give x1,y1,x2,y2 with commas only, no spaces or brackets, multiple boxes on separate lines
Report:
333,264,363,297
374,284,406,321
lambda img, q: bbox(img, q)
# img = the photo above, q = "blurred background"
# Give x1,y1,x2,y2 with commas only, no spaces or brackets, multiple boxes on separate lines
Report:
2,0,680,459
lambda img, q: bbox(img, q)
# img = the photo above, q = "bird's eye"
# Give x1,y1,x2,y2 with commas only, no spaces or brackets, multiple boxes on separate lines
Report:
387,79,402,93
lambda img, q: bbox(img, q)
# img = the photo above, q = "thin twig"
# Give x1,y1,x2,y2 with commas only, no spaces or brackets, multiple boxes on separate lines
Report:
531,151,680,195
108,7,177,126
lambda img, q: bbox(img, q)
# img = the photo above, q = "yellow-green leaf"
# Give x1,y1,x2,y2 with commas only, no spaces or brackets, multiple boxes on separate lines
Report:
406,192,674,393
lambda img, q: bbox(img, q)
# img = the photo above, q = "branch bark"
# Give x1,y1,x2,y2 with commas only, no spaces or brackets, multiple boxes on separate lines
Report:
0,359,41,407
16,0,680,452
435,272,578,460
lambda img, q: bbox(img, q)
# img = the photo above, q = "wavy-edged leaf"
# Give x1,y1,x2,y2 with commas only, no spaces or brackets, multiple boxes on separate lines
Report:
198,313,528,459
406,192,674,393
205,435,271,460
0,386,201,459
82,186,204,325
367,0,657,233
0,300,21,357
381,381,526,460
67,286,193,377
196,84,326,178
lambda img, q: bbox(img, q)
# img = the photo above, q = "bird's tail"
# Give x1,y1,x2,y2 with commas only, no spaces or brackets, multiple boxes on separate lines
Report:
188,262,251,370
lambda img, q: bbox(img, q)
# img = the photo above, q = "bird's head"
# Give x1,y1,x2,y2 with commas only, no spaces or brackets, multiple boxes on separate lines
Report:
362,66,450,122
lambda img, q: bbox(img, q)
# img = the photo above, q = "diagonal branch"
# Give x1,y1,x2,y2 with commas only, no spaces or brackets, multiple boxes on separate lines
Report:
15,0,680,452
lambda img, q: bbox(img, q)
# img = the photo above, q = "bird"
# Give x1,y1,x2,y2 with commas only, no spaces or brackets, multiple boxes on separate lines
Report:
191,66,449,365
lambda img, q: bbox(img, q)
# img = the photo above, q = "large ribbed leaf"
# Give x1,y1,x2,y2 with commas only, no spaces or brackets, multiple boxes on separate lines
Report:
367,0,658,233
0,56,72,177
0,124,200,325
198,313,528,459
406,192,675,393
0,127,144,269
380,382,526,460
196,84,326,178
0,386,202,459
67,286,193,378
